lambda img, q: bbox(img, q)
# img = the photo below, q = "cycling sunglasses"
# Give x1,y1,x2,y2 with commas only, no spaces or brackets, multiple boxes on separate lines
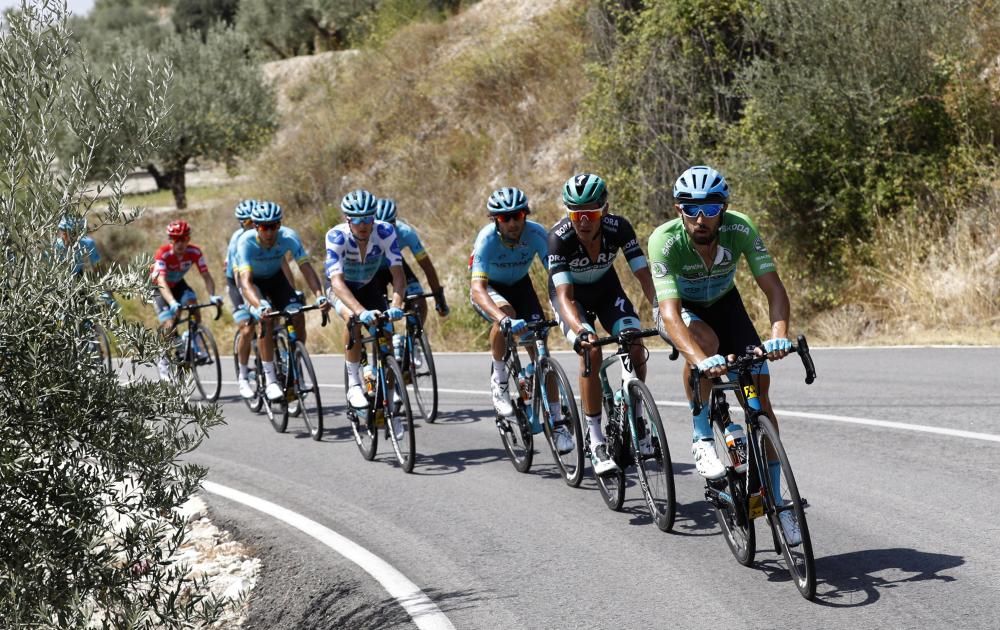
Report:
567,208,603,223
495,210,527,224
255,222,281,231
677,202,726,218
348,215,375,225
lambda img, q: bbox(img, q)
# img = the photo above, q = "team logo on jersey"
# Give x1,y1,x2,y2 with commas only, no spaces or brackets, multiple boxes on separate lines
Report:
651,262,669,277
377,223,394,239
717,246,734,268
331,230,345,246
615,297,626,312
753,236,767,253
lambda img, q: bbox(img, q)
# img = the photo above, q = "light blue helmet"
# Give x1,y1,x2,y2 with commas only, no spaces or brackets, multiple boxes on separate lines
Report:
235,199,257,221
374,198,397,223
252,200,283,223
341,189,378,217
58,215,86,232
673,165,729,202
486,187,529,215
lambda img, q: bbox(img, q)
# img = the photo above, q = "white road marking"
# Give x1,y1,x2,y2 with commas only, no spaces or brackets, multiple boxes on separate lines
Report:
201,481,456,630
218,381,1000,444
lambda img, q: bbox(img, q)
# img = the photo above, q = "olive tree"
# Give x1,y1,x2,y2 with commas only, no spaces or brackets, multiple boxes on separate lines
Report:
0,1,225,626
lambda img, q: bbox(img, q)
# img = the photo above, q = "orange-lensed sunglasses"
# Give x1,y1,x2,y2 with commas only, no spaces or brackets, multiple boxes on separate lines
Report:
496,210,527,223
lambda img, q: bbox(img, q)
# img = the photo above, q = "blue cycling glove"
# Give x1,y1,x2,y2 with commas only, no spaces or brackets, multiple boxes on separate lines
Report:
315,295,329,308
386,307,404,321
209,295,224,306
251,299,272,320
359,309,378,325
501,317,526,334
697,354,726,372
763,338,792,354
166,303,179,319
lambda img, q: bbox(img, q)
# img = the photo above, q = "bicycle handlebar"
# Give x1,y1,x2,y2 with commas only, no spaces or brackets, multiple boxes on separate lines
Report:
177,301,222,321
689,334,816,413
581,328,678,377
500,319,558,361
262,302,330,327
345,312,397,350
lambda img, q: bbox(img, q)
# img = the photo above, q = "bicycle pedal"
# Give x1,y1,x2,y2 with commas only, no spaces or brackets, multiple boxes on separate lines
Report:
799,497,809,508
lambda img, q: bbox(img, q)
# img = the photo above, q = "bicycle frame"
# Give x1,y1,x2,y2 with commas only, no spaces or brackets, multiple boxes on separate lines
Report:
501,320,559,433
174,302,221,362
348,315,398,428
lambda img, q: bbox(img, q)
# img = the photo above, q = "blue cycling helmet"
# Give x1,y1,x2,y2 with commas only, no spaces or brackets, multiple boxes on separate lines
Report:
235,199,256,221
673,165,729,202
58,215,86,232
252,200,283,223
486,187,529,215
341,189,378,217
375,198,398,223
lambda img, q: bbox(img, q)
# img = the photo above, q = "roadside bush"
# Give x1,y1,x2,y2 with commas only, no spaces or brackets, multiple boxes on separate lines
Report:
0,2,224,626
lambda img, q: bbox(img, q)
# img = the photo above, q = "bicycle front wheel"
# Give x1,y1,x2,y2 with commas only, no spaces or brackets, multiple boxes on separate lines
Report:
496,363,533,473
408,331,438,423
711,419,755,566
293,342,323,441
268,331,290,433
757,415,815,599
629,381,676,532
191,327,222,402
384,357,416,472
536,357,584,488
346,363,378,460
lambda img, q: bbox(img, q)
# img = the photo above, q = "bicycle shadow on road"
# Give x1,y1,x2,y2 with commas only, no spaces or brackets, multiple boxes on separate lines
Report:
427,406,491,425
413,447,508,475
760,547,963,607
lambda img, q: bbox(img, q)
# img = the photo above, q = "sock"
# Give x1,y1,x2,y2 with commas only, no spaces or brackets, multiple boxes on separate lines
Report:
346,361,361,388
238,363,249,380
262,360,277,385
587,414,604,445
492,359,507,383
769,461,782,505
691,401,711,442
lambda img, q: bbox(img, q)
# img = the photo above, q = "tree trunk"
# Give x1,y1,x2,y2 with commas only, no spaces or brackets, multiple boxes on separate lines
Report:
166,168,188,210
146,163,170,191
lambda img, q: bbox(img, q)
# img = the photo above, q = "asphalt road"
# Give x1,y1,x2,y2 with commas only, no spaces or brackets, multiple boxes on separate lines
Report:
191,346,1000,629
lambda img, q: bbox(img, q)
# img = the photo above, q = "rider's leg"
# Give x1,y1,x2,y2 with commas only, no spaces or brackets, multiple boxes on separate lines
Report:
489,304,516,380
258,317,278,384
292,312,306,345
682,319,719,442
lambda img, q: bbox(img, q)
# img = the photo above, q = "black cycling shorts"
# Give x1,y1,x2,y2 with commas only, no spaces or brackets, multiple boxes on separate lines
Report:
548,271,640,342
680,287,762,357
472,274,544,324
372,261,422,297
252,273,299,312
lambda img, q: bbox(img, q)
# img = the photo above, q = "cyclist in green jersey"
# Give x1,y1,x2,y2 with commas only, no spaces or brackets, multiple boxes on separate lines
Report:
649,166,793,515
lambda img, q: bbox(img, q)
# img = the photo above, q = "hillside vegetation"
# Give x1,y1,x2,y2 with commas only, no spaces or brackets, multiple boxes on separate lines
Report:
100,0,1000,350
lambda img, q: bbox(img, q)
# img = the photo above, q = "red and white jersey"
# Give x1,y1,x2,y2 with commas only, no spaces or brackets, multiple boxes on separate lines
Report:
150,243,209,288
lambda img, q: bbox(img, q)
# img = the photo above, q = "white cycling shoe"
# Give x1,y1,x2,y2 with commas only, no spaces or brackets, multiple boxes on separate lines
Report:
491,379,514,417
347,384,368,409
692,439,726,480
778,509,802,546
238,379,255,399
638,435,656,457
591,443,619,476
553,426,575,455
392,416,406,441
265,382,284,401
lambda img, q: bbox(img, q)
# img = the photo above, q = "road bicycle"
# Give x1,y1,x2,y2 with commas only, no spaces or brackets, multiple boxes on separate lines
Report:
345,313,416,473
582,328,678,531
256,302,328,440
397,292,439,423
691,335,817,599
495,320,585,487
232,330,262,413
171,302,222,401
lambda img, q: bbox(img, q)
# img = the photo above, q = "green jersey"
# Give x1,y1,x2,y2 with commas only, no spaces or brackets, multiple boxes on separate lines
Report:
647,210,776,306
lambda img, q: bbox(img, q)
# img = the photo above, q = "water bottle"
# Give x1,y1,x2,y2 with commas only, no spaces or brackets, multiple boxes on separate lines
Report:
362,364,375,395
724,423,748,472
392,334,404,362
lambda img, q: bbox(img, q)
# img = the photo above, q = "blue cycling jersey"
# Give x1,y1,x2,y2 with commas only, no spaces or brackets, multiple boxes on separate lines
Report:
234,226,310,280
225,227,247,280
54,235,100,276
378,219,427,270
470,220,548,286
325,221,403,287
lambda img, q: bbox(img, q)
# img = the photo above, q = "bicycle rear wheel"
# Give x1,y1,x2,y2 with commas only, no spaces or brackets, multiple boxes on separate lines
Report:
384,356,415,472
233,332,263,412
293,342,323,441
757,415,815,599
496,363,533,473
191,327,221,402
408,331,438,423
536,357,584,488
346,363,378,460
629,381,675,532
711,419,756,566
268,331,290,433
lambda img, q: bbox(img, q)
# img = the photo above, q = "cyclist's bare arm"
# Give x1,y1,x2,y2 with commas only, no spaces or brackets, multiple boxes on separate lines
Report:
155,275,176,306
389,264,406,310
297,261,328,306
237,269,265,310
755,270,791,359
200,269,216,298
281,257,295,289
470,277,508,322
417,256,443,294
633,265,657,312
553,282,588,341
